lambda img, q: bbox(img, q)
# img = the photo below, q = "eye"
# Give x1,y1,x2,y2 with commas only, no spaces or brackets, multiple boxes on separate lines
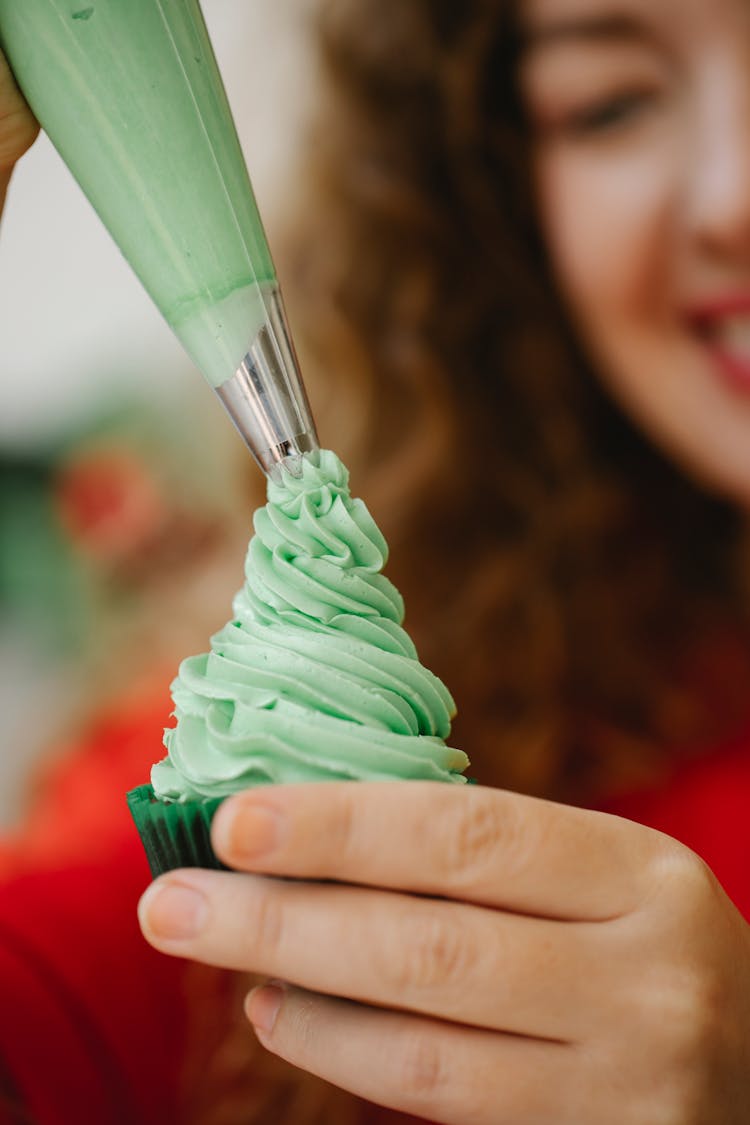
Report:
563,88,657,136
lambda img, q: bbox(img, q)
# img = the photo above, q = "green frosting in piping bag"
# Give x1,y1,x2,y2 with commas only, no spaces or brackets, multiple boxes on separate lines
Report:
152,450,469,800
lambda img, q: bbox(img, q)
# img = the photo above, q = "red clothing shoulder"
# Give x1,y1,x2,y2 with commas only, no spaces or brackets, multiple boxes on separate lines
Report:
0,686,190,1125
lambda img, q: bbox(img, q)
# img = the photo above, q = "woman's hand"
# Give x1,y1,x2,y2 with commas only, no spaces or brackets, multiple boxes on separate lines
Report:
139,783,750,1124
0,49,38,209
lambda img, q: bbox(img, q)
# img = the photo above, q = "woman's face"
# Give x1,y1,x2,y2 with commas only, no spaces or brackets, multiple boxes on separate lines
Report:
520,0,750,507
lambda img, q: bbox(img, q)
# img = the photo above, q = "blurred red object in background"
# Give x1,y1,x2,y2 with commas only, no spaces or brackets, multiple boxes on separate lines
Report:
54,446,167,565
52,442,226,591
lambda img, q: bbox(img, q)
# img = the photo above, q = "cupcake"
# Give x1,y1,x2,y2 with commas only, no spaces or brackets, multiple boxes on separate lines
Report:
127,450,469,877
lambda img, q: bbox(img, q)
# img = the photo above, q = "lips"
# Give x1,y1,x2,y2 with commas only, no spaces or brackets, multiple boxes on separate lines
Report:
687,295,750,396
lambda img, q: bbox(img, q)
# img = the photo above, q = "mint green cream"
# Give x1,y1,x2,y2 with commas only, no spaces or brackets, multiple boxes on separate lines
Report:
0,0,275,388
152,451,469,800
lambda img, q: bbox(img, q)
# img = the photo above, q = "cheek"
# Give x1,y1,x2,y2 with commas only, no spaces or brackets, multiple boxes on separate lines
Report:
534,142,676,348
532,138,750,507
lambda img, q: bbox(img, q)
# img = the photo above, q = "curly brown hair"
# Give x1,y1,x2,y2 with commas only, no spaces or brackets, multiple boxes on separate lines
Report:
286,0,750,803
191,0,750,1121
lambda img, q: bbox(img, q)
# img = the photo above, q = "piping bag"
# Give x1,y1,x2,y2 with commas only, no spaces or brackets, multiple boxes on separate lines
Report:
0,0,319,479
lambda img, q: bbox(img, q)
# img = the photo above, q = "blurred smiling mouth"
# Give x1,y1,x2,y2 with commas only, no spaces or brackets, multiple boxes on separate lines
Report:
688,298,750,397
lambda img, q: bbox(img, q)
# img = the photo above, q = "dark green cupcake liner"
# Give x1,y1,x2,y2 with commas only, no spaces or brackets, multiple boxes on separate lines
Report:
126,784,228,879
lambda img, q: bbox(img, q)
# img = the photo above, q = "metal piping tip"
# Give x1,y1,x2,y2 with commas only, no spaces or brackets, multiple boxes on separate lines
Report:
214,283,319,479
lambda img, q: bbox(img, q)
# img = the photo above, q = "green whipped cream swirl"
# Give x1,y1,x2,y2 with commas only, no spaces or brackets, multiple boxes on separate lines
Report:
152,450,469,800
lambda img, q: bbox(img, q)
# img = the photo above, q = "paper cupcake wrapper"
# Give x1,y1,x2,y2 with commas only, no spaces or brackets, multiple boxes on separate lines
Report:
126,784,227,879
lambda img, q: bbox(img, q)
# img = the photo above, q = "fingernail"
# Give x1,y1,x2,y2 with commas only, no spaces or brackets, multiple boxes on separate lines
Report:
213,799,283,863
139,879,208,941
246,983,286,1036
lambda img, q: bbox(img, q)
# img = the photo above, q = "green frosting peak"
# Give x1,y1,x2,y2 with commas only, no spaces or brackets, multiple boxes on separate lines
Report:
152,450,468,800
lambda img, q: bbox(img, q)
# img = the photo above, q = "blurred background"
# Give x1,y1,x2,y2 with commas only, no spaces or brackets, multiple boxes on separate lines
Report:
0,0,316,826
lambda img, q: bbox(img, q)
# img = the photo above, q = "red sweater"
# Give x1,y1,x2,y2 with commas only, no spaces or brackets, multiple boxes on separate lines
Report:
1,689,749,1123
